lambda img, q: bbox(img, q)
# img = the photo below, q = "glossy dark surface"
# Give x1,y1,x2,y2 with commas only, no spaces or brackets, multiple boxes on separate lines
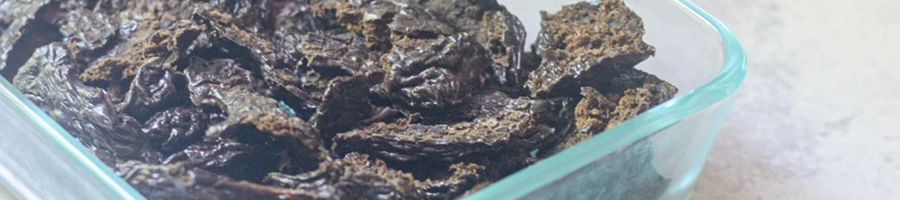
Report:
2,0,675,199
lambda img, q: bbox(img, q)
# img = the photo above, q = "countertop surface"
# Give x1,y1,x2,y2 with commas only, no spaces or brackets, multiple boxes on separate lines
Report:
2,0,898,199
689,0,900,199
501,0,900,198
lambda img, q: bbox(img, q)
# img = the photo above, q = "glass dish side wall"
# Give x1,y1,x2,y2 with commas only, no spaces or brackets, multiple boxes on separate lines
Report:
519,97,735,200
470,0,746,199
0,78,140,199
0,0,745,199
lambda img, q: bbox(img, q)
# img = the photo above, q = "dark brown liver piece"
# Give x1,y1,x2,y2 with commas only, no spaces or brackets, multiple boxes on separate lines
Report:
526,0,656,98
4,1,676,199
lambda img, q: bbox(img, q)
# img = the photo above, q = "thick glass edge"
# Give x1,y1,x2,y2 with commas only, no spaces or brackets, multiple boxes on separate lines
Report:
0,78,144,199
466,0,748,199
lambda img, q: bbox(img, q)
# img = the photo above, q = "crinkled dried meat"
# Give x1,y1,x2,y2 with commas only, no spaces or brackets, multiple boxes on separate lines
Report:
265,152,485,200
310,75,373,143
276,33,382,114
143,107,214,154
193,6,320,109
272,1,324,36
422,0,529,86
205,0,272,36
553,78,676,152
295,33,382,74
604,82,676,129
119,57,176,121
582,67,671,96
555,87,619,151
526,0,656,97
387,3,457,38
163,137,292,182
333,91,573,162
420,90,520,124
272,3,325,66
0,8,63,77
80,23,204,83
0,0,49,24
59,8,118,55
116,161,314,200
193,6,274,70
3,1,677,199
307,0,399,50
13,43,151,160
264,152,421,200
178,98,332,182
378,33,490,110
184,57,269,106
202,88,331,173
183,47,331,176
416,162,485,199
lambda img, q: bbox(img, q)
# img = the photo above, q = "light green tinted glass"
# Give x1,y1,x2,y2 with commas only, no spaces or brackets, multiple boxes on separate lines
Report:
0,0,745,199
470,0,746,199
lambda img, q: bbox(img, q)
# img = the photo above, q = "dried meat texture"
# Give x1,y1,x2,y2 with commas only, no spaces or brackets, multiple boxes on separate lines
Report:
193,6,274,74
526,0,655,98
172,87,333,182
294,33,382,75
272,1,324,37
551,77,676,154
271,1,326,68
309,0,457,42
310,75,373,143
12,43,152,160
264,152,421,200
2,1,678,199
118,57,177,121
604,82,676,130
143,106,216,154
0,0,49,24
184,57,269,106
378,33,491,110
87,1,200,61
0,1,62,78
416,162,485,199
555,87,618,151
117,161,320,200
184,45,332,177
416,90,521,124
265,152,484,200
195,87,327,161
277,33,383,118
202,89,331,174
387,2,457,38
205,0,271,36
79,23,204,83
422,0,529,87
583,67,672,96
194,5,322,113
307,0,391,50
59,8,118,57
163,137,294,182
333,91,574,163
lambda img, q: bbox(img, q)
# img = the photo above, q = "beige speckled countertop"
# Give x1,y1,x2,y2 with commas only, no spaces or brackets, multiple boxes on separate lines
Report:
690,0,900,199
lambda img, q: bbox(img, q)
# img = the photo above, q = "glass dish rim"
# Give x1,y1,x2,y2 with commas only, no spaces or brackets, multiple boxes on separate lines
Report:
0,0,746,199
467,0,747,199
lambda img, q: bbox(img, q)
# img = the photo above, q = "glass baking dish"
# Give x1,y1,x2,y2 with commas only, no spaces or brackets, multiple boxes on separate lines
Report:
0,0,746,199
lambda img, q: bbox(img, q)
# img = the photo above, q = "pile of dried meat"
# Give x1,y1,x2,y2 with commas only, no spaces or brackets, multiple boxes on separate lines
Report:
2,0,676,199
